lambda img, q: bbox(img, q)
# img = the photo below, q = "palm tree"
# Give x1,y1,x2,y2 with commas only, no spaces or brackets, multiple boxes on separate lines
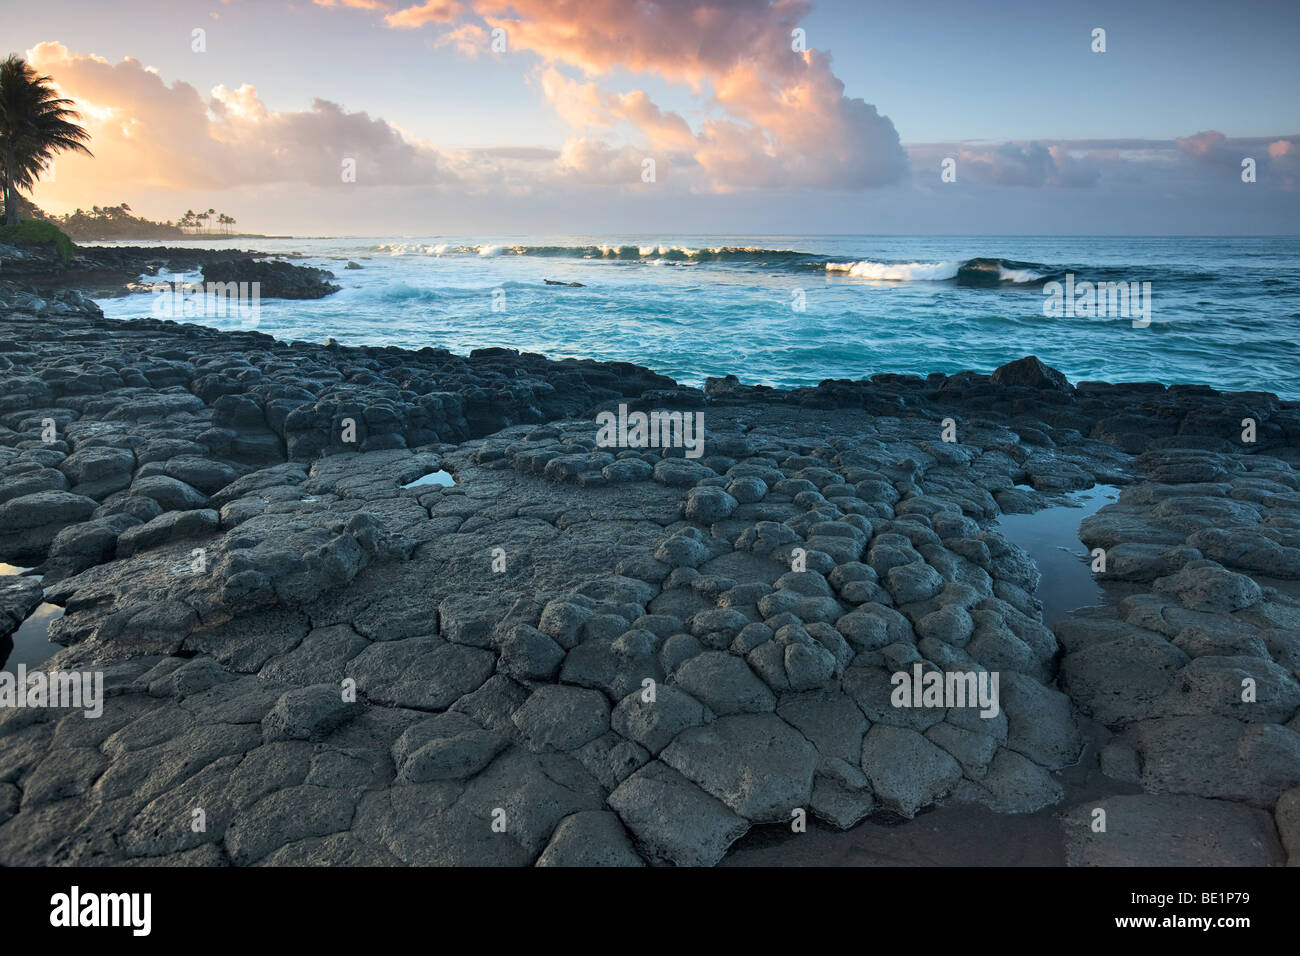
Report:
0,55,92,224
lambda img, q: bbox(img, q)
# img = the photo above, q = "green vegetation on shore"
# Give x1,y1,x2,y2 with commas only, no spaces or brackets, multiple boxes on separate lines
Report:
49,202,183,240
2,195,275,240
0,219,74,263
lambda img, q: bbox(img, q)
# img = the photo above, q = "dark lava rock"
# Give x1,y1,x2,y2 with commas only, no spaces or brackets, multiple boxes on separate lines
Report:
202,258,341,299
991,356,1072,392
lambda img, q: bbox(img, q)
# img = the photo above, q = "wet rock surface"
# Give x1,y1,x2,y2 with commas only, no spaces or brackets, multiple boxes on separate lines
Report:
1,302,1298,866
201,258,341,300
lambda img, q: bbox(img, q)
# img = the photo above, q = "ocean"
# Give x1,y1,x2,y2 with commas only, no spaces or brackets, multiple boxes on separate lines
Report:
96,235,1300,398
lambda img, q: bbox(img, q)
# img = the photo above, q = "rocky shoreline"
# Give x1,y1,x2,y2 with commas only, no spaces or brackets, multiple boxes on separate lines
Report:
0,240,340,300
1,284,1298,866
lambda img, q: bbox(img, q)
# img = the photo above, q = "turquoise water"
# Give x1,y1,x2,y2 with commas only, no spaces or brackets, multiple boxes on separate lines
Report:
96,235,1300,397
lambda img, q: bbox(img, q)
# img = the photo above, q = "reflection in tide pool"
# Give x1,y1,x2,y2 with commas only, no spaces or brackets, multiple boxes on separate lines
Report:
0,563,64,671
992,485,1121,629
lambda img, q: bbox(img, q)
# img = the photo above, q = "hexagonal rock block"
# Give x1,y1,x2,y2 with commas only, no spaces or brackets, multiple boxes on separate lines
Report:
1275,787,1300,864
262,684,363,742
860,724,963,817
1001,671,1083,771
344,637,495,710
512,685,611,753
160,456,240,495
784,642,838,691
602,458,654,484
1125,715,1300,806
925,721,998,779
885,561,945,605
684,486,738,523
1186,528,1300,579
0,490,99,560
147,657,237,699
59,445,136,499
0,468,69,505
1061,633,1191,726
654,533,711,569
734,522,801,559
535,810,645,867
392,712,509,782
608,761,749,867
1169,655,1300,724
1062,795,1285,866
809,757,875,829
689,607,750,645
498,624,565,681
1152,561,1263,613
225,785,358,866
671,651,775,715
660,713,817,823
115,508,219,558
129,475,209,511
726,476,768,503
537,600,595,650
1101,543,1202,583
953,748,1063,813
578,575,656,607
653,459,716,488
612,685,711,755
438,594,497,648
777,691,870,764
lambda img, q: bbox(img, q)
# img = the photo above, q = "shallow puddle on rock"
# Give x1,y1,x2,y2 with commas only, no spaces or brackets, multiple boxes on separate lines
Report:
0,563,64,671
401,469,456,489
992,484,1121,628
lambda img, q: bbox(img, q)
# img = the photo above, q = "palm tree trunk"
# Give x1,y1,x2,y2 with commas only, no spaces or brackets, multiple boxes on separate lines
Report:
3,142,16,225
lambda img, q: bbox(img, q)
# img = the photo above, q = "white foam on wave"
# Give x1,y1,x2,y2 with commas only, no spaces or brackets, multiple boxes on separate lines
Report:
378,242,450,256
826,259,961,281
477,244,503,257
997,264,1045,283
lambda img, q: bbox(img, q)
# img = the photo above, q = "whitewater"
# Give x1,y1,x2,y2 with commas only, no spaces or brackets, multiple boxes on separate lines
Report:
96,234,1300,397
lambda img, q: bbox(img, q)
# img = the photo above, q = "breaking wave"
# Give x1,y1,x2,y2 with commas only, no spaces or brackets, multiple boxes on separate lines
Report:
373,242,1059,284
827,257,1055,285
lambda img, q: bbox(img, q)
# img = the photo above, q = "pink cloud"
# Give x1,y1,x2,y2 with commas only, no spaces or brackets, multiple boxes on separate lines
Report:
25,42,447,197
435,23,489,57
313,0,394,10
483,1,906,188
385,1,462,28
326,0,907,190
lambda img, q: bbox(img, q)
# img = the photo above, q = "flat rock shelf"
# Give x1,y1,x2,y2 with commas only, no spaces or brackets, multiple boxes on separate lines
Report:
0,301,1298,867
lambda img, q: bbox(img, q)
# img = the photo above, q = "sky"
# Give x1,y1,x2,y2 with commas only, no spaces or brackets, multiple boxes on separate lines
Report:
6,0,1299,235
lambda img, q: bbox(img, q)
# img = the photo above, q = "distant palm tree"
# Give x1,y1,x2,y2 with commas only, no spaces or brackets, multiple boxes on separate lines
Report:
0,55,92,224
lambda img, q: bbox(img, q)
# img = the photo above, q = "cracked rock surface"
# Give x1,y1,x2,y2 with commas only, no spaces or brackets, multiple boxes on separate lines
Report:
1,306,1298,865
